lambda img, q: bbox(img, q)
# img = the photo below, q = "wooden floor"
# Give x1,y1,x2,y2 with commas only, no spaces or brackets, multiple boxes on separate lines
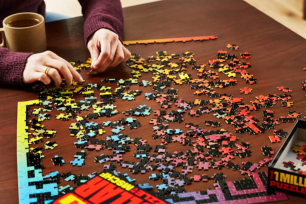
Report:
45,0,306,39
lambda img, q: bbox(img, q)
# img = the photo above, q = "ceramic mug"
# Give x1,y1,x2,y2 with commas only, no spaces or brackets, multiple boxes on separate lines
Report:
0,12,46,53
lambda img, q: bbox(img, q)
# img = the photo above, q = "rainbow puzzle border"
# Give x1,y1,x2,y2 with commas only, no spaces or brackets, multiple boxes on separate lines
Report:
17,100,58,204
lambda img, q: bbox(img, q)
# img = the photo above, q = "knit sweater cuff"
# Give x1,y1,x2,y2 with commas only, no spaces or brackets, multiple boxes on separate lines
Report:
0,48,32,87
83,14,124,46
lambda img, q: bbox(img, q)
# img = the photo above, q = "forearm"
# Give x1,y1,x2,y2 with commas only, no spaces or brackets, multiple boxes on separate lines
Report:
78,0,124,45
0,47,32,87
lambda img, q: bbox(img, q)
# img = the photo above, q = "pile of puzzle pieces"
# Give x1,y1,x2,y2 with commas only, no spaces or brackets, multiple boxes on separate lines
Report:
21,43,298,203
283,143,306,175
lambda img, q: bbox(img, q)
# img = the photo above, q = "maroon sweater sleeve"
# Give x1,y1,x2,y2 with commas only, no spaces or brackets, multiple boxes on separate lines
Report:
78,0,124,45
0,47,32,87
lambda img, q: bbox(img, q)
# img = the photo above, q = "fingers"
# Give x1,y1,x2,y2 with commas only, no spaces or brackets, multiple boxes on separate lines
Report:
87,29,133,74
45,51,83,83
23,51,83,86
45,58,73,85
94,39,111,71
30,72,51,85
88,41,100,69
90,43,130,73
67,65,83,83
123,46,131,62
47,67,62,87
110,43,124,68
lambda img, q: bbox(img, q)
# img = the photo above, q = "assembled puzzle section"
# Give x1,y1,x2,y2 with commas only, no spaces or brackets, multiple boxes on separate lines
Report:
123,36,217,45
52,170,287,204
17,100,58,204
268,120,306,197
165,172,287,204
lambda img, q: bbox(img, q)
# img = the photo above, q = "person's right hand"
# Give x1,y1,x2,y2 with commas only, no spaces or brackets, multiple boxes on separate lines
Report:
23,51,83,87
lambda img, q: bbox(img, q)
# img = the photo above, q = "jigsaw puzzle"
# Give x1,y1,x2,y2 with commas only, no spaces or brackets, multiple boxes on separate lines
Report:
15,36,294,203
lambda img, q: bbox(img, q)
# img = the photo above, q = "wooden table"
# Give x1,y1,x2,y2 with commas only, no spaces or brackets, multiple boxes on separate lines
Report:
0,0,306,203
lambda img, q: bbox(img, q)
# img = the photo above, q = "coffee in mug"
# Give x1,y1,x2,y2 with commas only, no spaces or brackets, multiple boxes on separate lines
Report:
6,18,41,28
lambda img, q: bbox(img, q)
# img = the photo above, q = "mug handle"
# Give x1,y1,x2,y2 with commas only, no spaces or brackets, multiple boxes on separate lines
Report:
0,28,5,47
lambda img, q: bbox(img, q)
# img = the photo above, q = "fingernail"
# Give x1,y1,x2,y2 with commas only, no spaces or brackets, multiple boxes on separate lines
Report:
79,76,83,82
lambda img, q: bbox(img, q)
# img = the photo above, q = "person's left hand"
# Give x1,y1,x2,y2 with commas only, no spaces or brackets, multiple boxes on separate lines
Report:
87,28,131,74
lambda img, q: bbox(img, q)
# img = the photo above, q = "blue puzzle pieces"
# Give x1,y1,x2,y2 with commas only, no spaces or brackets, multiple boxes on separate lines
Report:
43,171,59,179
123,173,136,183
64,175,76,181
138,183,153,190
70,158,85,167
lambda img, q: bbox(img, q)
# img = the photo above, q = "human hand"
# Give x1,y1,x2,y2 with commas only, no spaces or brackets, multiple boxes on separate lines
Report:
23,51,83,87
87,28,131,74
